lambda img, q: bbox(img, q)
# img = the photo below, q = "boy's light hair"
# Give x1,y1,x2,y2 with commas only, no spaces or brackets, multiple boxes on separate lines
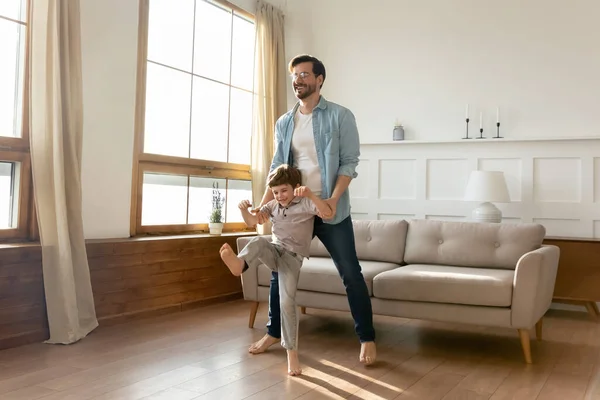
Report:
267,164,302,188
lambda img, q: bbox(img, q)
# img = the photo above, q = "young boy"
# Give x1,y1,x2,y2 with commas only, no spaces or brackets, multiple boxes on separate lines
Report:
219,164,332,376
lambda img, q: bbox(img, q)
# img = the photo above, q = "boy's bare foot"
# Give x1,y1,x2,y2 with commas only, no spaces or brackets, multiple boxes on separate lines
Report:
287,350,302,376
248,334,280,354
219,243,244,276
359,341,377,365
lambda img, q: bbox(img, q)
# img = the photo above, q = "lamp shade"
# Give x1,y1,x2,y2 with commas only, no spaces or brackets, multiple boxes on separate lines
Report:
464,171,510,203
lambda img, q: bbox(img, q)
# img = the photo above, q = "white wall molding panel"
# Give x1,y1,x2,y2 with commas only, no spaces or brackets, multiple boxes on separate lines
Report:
350,138,600,238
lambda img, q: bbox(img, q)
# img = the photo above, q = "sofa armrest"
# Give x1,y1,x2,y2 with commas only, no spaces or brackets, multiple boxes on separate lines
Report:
511,245,560,328
236,235,270,302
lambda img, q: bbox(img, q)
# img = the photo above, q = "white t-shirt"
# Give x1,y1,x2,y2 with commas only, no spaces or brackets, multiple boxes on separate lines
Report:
291,109,322,196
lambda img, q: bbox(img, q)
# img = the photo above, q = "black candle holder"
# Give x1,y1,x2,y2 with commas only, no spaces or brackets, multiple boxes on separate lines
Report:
476,127,485,139
463,118,472,139
494,122,503,138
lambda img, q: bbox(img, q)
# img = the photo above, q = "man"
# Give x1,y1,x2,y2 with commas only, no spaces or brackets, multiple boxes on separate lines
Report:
249,54,376,365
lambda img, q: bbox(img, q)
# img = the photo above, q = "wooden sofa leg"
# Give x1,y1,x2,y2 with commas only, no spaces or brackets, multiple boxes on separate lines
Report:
591,302,600,316
535,319,543,341
248,302,259,328
518,329,533,364
585,302,600,320
300,307,306,315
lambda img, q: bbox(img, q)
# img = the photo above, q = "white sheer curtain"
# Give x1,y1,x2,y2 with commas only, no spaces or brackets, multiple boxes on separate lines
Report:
251,0,287,235
29,0,98,344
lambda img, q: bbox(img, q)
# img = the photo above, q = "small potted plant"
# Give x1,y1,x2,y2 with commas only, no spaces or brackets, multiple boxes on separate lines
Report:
209,182,225,235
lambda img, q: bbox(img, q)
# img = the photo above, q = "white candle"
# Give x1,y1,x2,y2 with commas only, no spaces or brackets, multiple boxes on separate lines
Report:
496,107,500,123
479,112,483,129
466,104,469,119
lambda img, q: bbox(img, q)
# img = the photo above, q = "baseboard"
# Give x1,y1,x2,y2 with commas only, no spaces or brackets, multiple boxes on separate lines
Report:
97,292,243,327
0,329,49,351
180,292,243,311
550,301,600,313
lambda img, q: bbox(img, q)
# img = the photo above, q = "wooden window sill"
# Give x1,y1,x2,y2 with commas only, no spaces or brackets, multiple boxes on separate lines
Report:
0,230,258,251
89,230,257,245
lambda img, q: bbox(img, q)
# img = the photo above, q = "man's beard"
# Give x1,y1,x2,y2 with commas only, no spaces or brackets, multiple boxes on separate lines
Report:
294,83,316,100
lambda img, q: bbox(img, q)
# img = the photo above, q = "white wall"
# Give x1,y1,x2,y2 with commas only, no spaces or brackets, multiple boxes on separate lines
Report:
312,0,600,312
307,0,600,143
300,0,600,238
79,0,312,239
80,0,139,239
80,0,599,239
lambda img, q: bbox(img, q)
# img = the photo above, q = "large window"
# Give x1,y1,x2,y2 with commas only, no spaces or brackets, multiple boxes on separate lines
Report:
132,0,255,235
0,0,34,241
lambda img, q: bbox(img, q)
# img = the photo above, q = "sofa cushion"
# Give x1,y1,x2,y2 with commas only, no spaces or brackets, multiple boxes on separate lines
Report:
257,256,401,296
403,219,545,269
373,264,514,307
309,219,408,263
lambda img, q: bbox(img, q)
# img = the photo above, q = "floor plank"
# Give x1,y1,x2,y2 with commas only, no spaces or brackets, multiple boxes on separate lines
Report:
0,301,598,400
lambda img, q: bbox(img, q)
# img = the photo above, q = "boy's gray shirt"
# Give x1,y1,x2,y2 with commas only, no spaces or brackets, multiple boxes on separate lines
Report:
260,197,319,258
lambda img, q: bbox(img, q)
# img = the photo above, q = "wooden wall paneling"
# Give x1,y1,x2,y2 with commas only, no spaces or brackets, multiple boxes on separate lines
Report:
0,245,47,350
543,237,600,319
2,229,599,352
0,233,255,350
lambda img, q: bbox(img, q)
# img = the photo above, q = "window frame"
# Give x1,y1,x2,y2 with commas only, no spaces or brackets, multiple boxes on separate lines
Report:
0,1,36,242
131,0,256,236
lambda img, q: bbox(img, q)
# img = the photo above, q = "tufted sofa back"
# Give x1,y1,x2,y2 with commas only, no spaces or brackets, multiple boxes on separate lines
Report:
309,219,408,263
403,219,546,269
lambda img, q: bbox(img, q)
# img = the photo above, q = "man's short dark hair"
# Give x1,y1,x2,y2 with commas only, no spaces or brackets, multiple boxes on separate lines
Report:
267,164,302,188
288,54,326,88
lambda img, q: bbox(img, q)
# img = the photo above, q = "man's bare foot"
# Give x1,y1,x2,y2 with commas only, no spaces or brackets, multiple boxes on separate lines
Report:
287,350,302,376
359,341,377,365
248,334,280,354
219,243,244,276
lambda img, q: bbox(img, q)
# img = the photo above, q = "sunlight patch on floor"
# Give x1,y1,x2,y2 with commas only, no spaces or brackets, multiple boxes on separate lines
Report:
319,360,403,400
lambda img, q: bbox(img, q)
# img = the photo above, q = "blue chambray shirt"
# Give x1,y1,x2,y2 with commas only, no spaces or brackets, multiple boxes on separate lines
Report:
269,96,360,225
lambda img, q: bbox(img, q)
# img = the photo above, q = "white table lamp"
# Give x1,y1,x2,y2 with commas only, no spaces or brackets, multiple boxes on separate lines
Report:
464,171,510,223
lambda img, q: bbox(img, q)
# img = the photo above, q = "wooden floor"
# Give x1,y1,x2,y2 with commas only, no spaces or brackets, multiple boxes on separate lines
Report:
0,300,599,400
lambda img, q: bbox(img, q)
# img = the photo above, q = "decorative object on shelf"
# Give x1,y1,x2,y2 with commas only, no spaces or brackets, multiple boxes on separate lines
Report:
476,111,486,139
464,170,510,223
393,121,405,140
209,181,225,235
494,107,503,138
463,104,471,139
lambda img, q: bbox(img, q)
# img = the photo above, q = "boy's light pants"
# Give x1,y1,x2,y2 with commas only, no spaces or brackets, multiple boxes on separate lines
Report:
239,237,302,351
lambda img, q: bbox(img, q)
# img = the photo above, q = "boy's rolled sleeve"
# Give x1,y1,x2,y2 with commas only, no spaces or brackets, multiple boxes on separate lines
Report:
260,200,275,217
338,109,360,179
302,198,320,216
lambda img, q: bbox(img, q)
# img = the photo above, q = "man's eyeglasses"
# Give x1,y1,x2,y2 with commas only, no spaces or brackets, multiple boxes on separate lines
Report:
290,72,311,80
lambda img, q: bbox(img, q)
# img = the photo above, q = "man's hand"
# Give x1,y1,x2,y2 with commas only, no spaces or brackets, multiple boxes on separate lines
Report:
320,203,334,219
321,198,338,220
294,186,312,198
250,207,269,225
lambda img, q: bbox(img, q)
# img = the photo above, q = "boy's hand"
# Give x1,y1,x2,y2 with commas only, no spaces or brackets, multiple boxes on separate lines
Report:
294,186,312,198
238,200,252,210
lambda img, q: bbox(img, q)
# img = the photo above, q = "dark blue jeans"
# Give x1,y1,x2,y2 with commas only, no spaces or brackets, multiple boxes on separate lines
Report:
266,216,376,342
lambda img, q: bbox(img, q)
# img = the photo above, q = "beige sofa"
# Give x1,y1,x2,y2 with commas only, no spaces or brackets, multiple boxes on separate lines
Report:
237,218,560,363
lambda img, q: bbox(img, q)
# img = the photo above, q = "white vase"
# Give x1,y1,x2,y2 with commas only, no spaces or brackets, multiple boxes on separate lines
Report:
209,222,223,235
